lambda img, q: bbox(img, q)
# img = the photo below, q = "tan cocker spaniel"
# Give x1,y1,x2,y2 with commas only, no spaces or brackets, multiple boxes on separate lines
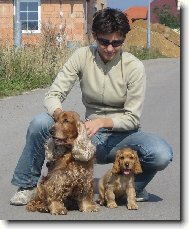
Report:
26,111,99,215
99,148,142,210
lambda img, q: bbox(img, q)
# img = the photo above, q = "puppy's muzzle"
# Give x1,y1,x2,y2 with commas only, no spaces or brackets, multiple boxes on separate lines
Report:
49,126,55,136
125,162,129,169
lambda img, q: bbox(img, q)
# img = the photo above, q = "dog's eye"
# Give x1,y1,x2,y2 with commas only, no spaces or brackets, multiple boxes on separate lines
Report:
130,156,134,160
120,156,124,160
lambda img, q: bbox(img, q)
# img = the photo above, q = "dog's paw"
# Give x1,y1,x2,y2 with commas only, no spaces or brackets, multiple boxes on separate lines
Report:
50,207,68,215
91,204,100,212
107,202,117,209
26,203,36,212
38,207,49,213
26,201,39,212
127,202,138,210
80,204,100,212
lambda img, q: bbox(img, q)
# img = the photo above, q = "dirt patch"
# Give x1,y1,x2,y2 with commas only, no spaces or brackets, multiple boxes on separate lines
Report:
125,20,180,58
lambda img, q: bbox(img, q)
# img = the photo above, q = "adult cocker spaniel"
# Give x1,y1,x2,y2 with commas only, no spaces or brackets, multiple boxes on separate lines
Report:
98,148,142,210
26,111,99,215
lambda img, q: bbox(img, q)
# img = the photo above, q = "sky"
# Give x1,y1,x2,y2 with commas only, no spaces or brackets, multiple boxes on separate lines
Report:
107,0,152,10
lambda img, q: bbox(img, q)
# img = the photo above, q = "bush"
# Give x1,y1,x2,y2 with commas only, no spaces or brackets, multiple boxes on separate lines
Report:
0,24,73,98
152,4,180,29
0,22,167,98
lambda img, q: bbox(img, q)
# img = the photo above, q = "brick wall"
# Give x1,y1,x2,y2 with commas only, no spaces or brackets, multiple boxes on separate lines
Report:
40,0,85,41
23,0,86,45
0,0,14,44
0,0,107,46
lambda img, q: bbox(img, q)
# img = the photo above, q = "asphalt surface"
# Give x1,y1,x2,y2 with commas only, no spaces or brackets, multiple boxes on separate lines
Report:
0,58,180,221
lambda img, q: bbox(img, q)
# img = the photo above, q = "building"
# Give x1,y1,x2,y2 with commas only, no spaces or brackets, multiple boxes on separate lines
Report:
0,0,107,45
124,6,148,24
124,0,179,25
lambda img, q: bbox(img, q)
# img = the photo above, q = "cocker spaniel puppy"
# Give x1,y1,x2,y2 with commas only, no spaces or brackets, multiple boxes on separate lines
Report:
26,111,99,215
98,148,142,210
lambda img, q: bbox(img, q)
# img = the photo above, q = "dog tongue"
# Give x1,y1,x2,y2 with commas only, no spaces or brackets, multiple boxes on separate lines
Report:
123,169,130,175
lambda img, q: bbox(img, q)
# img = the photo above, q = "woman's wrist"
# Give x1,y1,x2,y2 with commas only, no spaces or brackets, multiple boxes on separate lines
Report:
53,108,62,121
99,118,113,129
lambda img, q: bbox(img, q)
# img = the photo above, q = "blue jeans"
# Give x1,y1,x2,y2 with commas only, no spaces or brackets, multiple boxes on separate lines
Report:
11,113,173,192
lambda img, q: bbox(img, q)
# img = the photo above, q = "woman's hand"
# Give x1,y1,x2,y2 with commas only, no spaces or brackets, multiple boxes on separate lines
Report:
53,108,63,122
85,118,113,138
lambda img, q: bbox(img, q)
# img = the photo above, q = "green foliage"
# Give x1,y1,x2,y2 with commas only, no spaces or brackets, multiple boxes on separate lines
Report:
0,21,166,98
0,46,58,97
0,23,73,98
152,4,180,29
126,46,166,60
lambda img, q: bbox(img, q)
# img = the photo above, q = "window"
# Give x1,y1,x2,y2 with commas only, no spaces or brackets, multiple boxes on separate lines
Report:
18,0,41,33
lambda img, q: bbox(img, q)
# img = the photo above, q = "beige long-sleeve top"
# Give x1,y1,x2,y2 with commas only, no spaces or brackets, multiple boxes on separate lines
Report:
44,45,146,131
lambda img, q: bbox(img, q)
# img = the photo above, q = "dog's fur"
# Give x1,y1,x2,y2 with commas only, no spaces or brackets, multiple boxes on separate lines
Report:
98,148,142,210
72,120,96,161
26,111,99,215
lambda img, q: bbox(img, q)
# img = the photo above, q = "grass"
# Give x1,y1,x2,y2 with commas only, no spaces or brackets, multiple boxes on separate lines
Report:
125,46,166,60
0,45,72,98
0,37,165,98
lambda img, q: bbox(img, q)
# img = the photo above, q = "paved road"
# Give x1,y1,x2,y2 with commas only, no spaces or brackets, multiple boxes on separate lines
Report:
0,58,180,221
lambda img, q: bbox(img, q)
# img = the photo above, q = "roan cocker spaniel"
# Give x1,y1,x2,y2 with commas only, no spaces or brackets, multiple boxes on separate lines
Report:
26,111,99,215
98,148,142,210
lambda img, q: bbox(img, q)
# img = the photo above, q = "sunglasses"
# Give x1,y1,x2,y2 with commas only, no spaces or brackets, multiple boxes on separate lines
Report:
96,36,124,47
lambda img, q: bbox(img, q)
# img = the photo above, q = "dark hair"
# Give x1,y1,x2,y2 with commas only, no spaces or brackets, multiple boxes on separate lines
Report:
92,8,131,37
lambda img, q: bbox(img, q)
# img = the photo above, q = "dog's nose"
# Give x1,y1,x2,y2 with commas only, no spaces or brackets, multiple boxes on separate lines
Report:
125,162,129,168
49,126,55,136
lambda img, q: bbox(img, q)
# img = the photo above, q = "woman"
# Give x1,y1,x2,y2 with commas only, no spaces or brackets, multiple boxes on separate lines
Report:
10,8,173,205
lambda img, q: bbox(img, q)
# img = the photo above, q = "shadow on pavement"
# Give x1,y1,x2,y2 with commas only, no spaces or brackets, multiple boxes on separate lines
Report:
94,177,163,203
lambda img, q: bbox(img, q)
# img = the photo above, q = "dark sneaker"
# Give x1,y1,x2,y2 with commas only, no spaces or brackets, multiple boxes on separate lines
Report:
136,189,149,202
10,187,36,206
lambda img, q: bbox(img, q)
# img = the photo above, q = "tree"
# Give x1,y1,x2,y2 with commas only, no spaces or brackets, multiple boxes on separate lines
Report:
152,4,180,29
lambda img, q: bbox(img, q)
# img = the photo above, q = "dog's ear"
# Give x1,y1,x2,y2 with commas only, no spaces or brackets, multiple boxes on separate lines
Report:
112,150,122,174
72,112,80,122
76,121,88,140
133,150,143,174
76,121,83,133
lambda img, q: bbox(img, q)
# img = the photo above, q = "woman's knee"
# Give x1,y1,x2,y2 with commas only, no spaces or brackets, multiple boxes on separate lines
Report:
154,143,173,170
144,140,173,171
28,113,54,136
135,133,173,171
